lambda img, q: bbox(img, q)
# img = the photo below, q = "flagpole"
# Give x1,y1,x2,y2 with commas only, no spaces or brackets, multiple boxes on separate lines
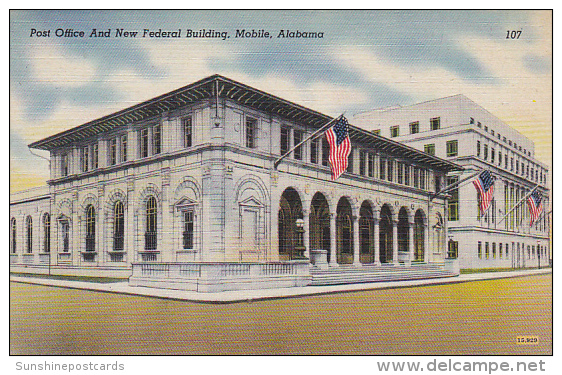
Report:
430,168,485,201
497,183,540,226
273,114,343,169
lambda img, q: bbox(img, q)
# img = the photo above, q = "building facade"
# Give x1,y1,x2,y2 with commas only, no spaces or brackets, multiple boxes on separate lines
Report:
10,75,462,290
352,94,550,270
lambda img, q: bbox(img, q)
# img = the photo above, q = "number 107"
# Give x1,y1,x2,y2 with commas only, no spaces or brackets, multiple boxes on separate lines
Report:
506,30,522,39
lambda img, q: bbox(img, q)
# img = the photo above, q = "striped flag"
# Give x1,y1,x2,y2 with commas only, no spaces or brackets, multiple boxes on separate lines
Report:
325,116,351,180
473,170,495,213
527,190,543,226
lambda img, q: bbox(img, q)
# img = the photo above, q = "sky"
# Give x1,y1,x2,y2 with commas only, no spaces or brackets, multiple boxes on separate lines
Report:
9,10,552,193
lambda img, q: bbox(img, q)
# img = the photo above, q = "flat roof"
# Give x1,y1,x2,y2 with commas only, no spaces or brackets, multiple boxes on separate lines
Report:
28,74,462,173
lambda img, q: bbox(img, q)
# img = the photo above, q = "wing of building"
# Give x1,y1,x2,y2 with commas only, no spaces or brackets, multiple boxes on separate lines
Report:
352,94,551,270
11,75,470,292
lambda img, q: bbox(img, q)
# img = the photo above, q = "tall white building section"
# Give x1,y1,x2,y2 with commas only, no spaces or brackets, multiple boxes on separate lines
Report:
353,94,550,270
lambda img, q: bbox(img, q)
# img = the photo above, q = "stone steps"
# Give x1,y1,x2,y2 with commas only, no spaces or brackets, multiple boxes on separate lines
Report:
310,263,456,286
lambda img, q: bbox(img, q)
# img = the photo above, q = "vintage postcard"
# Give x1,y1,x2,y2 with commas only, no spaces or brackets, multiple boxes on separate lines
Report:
9,9,552,368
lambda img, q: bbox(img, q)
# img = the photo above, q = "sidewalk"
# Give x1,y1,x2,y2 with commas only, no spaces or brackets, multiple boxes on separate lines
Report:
10,268,552,304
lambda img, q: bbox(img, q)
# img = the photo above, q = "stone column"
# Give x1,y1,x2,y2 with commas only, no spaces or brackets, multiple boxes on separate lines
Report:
373,216,381,266
392,219,399,265
161,167,172,262
303,209,310,260
329,213,338,267
408,220,415,267
424,220,429,263
126,179,135,264
353,215,361,266
71,191,79,266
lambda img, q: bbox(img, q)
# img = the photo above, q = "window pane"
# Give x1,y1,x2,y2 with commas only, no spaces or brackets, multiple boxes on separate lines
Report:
246,118,257,148
183,117,192,148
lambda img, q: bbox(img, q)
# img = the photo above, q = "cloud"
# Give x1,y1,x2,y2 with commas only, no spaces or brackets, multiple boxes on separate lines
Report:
29,40,97,87
333,32,552,166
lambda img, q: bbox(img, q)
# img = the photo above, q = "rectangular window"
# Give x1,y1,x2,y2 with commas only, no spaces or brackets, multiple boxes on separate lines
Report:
153,125,162,155
294,129,303,160
92,144,98,169
491,148,495,164
246,117,257,148
140,128,149,158
347,149,354,173
310,138,318,164
506,243,509,257
321,138,329,167
485,242,489,259
483,144,488,160
505,154,508,169
419,169,426,190
498,152,502,167
280,126,290,156
404,165,410,186
183,210,194,250
478,241,482,259
511,157,514,171
397,162,404,184
492,243,496,259
413,167,419,188
409,121,419,134
368,153,374,177
183,116,193,148
446,140,458,157
81,146,89,172
109,138,117,166
430,117,440,131
424,144,435,156
477,141,481,157
359,151,366,176
499,243,503,258
447,176,459,221
390,125,400,138
121,135,128,162
61,221,70,253
516,160,519,174
61,153,69,177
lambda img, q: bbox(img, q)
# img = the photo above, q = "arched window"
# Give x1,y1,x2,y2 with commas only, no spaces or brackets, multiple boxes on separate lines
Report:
26,216,33,253
85,205,95,252
10,218,16,254
113,201,124,251
145,197,157,250
43,213,51,253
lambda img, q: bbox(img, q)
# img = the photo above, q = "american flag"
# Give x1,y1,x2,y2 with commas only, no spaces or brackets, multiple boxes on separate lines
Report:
473,170,495,213
527,189,543,226
325,116,351,180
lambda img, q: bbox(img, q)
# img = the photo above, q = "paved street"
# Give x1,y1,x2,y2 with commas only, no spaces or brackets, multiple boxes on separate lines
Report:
10,273,551,355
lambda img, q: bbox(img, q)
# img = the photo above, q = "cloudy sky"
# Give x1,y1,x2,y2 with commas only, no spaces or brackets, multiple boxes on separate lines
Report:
9,10,552,192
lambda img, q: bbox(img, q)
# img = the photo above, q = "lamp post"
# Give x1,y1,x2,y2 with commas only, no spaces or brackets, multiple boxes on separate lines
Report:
293,218,307,260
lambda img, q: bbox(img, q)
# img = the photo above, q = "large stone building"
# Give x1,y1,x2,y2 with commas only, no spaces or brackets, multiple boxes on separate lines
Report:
10,75,462,291
352,94,550,270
